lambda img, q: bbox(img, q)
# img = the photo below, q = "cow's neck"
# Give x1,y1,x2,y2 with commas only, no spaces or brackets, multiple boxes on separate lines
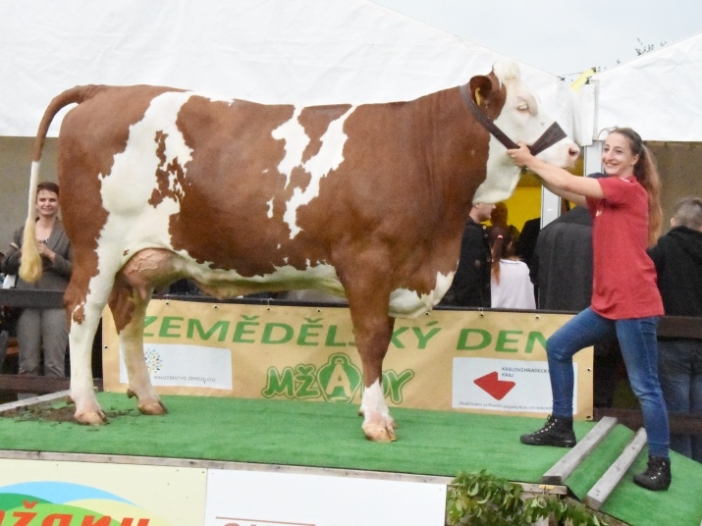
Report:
418,88,492,224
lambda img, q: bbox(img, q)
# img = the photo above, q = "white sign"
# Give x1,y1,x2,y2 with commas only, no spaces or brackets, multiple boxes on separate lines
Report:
452,357,578,413
120,343,233,389
204,469,447,526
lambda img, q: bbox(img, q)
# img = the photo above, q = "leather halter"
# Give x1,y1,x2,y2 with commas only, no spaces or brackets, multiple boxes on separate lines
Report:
459,83,567,156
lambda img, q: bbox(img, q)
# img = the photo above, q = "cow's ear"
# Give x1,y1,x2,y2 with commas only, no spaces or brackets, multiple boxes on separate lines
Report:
468,75,493,107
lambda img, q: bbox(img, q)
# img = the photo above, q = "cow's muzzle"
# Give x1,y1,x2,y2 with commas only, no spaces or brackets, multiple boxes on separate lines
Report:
459,84,567,156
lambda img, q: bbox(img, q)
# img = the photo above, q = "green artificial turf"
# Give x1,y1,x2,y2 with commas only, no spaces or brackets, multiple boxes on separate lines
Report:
0,393,700,526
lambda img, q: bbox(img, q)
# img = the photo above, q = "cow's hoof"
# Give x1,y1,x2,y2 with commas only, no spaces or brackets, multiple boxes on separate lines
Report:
363,425,397,442
138,400,168,416
362,417,397,442
74,409,107,426
127,389,168,415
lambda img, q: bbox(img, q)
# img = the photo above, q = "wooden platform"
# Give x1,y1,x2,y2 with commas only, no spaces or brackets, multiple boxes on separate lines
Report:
0,392,700,526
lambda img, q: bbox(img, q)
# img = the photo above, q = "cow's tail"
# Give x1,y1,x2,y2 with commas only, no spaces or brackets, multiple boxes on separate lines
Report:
20,85,103,282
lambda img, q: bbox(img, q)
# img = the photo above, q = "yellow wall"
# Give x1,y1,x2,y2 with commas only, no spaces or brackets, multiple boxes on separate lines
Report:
497,156,585,232
503,186,541,232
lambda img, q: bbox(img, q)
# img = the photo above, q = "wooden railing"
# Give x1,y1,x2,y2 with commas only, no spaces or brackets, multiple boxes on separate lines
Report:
0,289,102,394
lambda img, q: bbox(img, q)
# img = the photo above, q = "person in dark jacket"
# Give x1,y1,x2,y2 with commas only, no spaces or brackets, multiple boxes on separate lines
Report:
532,205,593,310
515,215,541,276
648,196,702,463
442,202,495,308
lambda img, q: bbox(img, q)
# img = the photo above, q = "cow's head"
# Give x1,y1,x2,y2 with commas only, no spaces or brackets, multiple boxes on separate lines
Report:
472,60,580,204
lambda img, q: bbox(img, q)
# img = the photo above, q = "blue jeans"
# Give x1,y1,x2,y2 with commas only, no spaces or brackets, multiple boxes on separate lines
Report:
547,307,669,458
658,338,702,463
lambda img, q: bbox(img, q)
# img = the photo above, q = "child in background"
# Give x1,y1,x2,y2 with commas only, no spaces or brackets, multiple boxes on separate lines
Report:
488,225,536,310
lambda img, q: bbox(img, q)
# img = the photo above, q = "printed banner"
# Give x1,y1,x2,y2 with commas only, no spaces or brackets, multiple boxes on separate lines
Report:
0,458,206,526
103,300,593,419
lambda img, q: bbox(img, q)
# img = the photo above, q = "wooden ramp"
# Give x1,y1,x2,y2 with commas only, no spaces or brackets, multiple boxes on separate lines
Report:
540,416,649,512
585,428,648,511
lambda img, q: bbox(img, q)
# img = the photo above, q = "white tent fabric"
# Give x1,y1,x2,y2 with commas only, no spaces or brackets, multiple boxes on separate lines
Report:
586,31,702,142
0,0,576,139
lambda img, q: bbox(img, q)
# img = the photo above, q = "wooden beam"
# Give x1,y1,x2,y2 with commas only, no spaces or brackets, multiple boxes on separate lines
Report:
595,408,702,435
585,428,647,511
0,289,64,308
0,374,102,393
657,315,702,339
542,417,618,485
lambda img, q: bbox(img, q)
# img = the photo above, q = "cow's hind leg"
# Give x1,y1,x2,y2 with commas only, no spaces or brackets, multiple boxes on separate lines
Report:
65,272,113,425
109,277,166,416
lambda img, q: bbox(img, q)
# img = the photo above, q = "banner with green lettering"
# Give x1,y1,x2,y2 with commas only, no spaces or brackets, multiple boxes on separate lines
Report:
102,300,593,419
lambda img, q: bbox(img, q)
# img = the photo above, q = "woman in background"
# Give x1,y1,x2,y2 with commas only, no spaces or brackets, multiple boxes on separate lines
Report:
1,181,72,380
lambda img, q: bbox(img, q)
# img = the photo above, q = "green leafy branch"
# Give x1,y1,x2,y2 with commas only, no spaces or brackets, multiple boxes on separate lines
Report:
447,470,608,526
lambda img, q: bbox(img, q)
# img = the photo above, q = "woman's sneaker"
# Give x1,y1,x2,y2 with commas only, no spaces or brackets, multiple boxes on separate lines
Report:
520,415,576,447
633,456,671,491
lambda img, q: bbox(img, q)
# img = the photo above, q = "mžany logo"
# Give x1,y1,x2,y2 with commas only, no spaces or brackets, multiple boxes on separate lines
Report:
262,352,414,404
0,481,169,525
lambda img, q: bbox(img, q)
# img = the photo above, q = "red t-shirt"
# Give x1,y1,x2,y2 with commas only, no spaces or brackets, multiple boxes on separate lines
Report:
586,176,663,319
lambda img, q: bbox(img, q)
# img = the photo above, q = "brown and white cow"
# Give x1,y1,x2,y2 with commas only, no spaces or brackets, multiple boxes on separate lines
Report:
20,61,578,441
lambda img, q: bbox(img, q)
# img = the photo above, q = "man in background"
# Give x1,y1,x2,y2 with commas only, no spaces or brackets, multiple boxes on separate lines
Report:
648,196,702,463
442,202,495,308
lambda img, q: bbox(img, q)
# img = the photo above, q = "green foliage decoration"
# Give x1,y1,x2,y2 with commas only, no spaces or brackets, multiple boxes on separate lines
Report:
447,470,608,526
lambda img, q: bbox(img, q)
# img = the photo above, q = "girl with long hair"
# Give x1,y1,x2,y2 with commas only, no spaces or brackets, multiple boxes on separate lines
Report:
508,127,671,491
488,225,535,310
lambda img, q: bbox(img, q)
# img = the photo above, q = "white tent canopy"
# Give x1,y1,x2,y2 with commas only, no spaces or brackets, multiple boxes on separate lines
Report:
584,31,702,143
0,0,576,139
579,32,702,224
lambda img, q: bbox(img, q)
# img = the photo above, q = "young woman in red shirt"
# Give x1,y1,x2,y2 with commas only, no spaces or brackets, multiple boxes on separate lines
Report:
508,127,671,491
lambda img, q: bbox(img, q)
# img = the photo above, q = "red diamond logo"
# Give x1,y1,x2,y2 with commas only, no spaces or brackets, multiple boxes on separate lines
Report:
474,371,515,400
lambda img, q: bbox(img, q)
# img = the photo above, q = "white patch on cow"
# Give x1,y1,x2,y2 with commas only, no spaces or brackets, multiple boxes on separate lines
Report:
157,251,451,319
177,259,347,299
360,379,390,420
197,93,235,104
272,105,356,238
90,91,194,303
272,107,307,188
388,271,454,318
266,198,274,219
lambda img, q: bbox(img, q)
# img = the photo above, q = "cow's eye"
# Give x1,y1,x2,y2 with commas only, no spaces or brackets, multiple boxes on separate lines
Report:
517,104,529,112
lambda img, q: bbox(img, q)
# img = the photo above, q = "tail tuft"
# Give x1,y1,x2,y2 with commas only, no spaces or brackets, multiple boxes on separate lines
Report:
19,220,42,282
19,161,43,282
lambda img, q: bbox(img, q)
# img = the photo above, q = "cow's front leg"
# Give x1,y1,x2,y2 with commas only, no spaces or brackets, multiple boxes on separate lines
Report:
360,366,397,442
109,280,166,416
346,285,397,442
